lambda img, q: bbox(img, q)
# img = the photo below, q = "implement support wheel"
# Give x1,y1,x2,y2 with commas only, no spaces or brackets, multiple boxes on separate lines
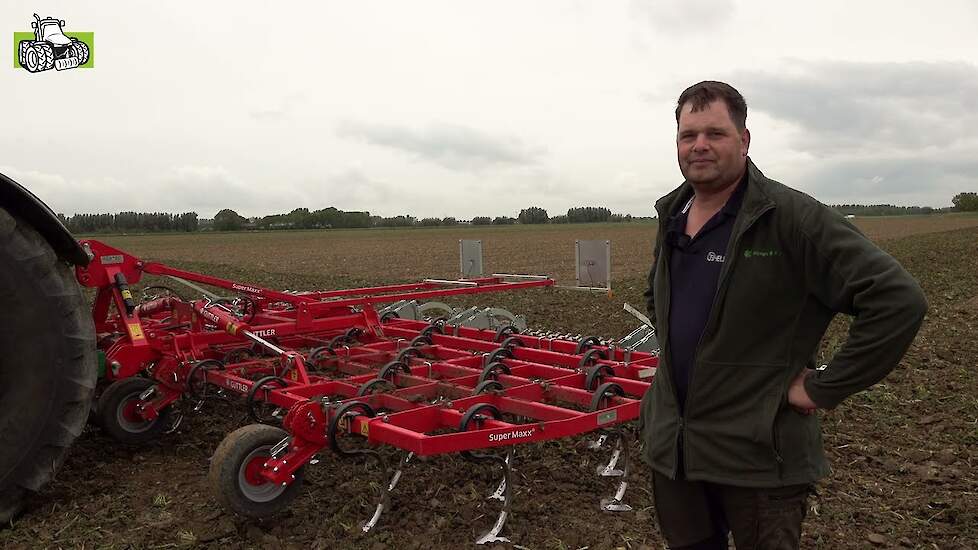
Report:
209,424,305,518
97,377,172,444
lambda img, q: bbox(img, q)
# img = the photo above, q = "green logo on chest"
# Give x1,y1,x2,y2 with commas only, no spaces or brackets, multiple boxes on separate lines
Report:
743,248,781,259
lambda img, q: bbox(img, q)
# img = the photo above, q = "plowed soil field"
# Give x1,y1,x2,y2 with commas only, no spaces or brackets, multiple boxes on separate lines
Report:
3,215,977,549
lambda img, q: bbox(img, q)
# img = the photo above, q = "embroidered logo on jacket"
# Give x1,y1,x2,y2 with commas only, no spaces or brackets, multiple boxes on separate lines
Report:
706,251,725,263
743,249,781,259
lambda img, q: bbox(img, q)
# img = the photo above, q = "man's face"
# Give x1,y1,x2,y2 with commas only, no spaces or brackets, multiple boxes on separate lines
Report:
676,99,750,189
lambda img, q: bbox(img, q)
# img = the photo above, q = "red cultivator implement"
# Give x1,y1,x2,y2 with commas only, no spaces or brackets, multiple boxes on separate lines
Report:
76,239,659,544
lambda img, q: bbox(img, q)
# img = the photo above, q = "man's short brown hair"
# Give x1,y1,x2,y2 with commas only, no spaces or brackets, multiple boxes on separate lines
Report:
675,81,747,131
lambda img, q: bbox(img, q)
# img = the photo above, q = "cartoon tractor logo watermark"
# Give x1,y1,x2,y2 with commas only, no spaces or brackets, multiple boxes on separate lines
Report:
17,14,90,72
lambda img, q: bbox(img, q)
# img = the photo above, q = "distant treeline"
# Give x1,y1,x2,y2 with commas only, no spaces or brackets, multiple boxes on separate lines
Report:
60,205,635,233
249,207,371,230
829,204,951,216
60,211,199,233
61,194,976,234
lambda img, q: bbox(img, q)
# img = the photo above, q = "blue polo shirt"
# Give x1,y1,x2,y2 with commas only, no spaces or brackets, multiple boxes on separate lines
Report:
666,175,747,412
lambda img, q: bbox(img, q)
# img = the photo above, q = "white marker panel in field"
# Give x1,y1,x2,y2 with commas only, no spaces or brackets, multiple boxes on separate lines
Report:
460,239,484,278
575,239,611,289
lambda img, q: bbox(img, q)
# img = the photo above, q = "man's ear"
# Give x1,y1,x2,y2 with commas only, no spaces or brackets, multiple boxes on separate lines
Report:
741,128,751,157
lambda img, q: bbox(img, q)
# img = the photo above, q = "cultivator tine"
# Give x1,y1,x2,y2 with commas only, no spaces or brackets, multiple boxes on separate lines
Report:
597,430,632,512
587,433,608,450
487,450,512,501
362,452,413,533
164,409,184,434
357,451,390,533
596,439,624,477
474,448,514,546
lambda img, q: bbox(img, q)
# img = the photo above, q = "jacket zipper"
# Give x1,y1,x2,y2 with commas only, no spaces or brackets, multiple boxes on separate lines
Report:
681,202,776,478
651,203,683,480
773,410,784,477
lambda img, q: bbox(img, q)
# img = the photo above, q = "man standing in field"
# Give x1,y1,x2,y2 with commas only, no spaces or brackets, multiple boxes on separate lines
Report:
640,81,927,549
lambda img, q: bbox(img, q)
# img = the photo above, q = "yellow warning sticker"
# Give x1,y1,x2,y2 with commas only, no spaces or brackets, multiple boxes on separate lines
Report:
360,422,369,436
128,323,144,340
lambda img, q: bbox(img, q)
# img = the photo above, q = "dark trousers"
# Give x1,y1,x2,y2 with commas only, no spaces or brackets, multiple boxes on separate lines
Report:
652,470,810,550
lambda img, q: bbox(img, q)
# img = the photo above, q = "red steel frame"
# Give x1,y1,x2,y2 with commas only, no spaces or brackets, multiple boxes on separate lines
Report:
76,239,658,492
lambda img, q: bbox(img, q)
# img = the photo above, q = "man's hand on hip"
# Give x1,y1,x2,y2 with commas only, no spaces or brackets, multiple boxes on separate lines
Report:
788,369,818,415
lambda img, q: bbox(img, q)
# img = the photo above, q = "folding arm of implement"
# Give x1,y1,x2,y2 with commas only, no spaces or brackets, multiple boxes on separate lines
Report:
76,239,659,545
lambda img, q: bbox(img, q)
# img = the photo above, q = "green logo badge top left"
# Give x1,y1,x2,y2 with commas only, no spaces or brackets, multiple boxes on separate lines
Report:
14,14,93,72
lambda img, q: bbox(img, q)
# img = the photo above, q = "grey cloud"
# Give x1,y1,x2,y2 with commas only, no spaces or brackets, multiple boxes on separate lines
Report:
732,60,978,155
717,60,978,206
795,153,978,207
335,120,544,172
630,0,735,33
1,164,303,217
320,169,393,211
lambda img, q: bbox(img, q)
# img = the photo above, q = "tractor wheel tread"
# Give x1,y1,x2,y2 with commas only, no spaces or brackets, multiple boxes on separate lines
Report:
32,43,54,72
0,206,96,519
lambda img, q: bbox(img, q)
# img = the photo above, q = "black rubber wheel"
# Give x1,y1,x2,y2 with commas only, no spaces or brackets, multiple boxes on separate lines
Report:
486,347,513,364
356,378,396,397
494,325,519,342
478,361,511,384
328,402,376,456
575,335,603,354
328,334,351,350
578,348,608,369
395,347,421,363
472,379,504,395
96,377,171,445
187,359,224,400
585,364,616,392
247,376,288,424
499,335,524,349
589,382,624,412
420,323,443,339
209,424,305,519
459,403,501,431
378,360,410,381
306,346,335,368
0,206,96,523
410,334,432,347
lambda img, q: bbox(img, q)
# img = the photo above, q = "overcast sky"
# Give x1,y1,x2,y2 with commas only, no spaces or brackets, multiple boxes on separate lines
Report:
3,1,977,218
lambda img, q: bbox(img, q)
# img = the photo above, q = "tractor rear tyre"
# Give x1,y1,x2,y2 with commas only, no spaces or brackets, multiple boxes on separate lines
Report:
96,377,171,445
209,424,305,518
0,208,96,524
